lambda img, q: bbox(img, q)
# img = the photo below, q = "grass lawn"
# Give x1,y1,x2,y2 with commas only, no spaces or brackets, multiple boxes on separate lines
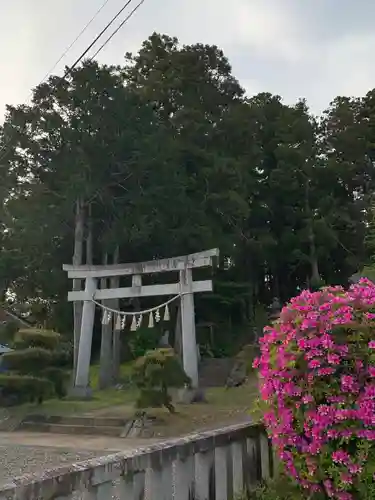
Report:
144,383,260,438
89,363,133,390
0,364,136,421
0,364,260,438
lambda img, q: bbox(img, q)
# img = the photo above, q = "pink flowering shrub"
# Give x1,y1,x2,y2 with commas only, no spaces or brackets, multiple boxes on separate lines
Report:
254,279,375,500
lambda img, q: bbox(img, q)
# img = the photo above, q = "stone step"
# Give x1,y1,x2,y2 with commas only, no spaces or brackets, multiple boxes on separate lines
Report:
18,421,124,437
21,415,127,427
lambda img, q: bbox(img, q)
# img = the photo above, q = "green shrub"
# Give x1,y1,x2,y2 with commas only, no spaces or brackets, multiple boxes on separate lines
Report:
14,328,60,350
2,328,71,403
42,367,69,399
236,344,259,374
132,348,190,413
237,475,305,500
136,388,173,410
2,348,53,373
0,374,54,404
128,325,162,358
57,339,74,359
51,349,72,369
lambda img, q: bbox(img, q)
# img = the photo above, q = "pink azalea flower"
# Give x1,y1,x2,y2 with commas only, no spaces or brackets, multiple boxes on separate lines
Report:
254,281,375,500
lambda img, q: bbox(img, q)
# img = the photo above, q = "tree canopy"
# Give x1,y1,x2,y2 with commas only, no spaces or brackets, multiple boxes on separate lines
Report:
1,32,374,350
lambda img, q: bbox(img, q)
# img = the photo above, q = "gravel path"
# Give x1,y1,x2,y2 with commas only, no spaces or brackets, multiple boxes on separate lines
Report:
0,445,106,486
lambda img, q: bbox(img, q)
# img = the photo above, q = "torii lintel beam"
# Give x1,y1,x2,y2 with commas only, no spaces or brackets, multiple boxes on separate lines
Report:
63,248,219,279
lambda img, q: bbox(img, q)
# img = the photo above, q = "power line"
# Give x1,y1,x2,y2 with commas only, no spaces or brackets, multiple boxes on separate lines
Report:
39,0,113,85
0,0,138,162
2,0,113,122
90,0,145,60
60,0,137,80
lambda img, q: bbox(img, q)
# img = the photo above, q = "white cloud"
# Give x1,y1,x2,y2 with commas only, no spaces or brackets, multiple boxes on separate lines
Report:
302,33,375,112
0,3,41,115
241,79,262,98
1,0,305,116
0,0,375,119
113,0,305,62
230,1,305,62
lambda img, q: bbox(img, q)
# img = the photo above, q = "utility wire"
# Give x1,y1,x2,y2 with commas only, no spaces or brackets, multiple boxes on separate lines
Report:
90,0,145,60
4,0,113,115
39,0,113,85
0,0,113,160
0,0,138,162
59,0,136,81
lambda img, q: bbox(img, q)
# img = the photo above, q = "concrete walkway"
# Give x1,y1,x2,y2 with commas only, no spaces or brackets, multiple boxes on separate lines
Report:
0,431,159,487
0,431,157,451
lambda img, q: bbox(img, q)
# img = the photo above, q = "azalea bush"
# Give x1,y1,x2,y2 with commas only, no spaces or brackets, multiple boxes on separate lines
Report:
254,279,375,500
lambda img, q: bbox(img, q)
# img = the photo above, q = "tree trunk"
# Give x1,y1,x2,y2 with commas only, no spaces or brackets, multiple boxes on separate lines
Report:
305,179,321,286
72,199,85,380
174,303,182,361
168,301,179,349
111,246,121,383
99,253,113,389
86,203,93,266
309,229,321,286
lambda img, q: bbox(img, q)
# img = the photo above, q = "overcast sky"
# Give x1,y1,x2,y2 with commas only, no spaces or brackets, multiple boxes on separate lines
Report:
1,0,374,119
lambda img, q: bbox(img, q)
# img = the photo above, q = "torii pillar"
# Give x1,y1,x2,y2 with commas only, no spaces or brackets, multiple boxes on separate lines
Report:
179,268,198,387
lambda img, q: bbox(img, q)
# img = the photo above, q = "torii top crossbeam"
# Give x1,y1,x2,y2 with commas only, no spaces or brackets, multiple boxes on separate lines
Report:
63,248,219,279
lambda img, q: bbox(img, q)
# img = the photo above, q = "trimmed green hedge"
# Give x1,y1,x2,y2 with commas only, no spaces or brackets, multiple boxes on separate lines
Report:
42,367,69,398
0,374,54,404
13,328,61,350
1,329,72,403
2,348,54,373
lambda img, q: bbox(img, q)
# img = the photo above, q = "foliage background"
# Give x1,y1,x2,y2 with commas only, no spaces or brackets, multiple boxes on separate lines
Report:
1,32,375,359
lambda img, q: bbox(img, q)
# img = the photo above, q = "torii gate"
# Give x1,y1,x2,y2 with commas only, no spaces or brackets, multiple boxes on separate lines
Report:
63,248,219,397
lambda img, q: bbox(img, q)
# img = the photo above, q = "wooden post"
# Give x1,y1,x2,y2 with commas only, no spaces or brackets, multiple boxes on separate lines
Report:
174,303,182,361
111,246,121,383
72,198,84,380
180,268,199,388
111,282,121,384
73,277,97,397
99,254,113,389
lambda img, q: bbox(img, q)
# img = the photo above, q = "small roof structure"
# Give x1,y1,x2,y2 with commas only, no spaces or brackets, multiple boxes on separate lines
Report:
0,307,32,327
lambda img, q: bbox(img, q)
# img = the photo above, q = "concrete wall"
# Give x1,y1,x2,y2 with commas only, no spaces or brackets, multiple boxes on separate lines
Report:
0,422,272,499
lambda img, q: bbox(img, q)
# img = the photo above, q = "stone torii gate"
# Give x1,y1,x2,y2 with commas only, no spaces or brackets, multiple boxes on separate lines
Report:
63,248,219,397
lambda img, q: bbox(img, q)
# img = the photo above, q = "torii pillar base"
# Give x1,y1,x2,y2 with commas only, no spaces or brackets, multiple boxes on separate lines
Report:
68,386,93,400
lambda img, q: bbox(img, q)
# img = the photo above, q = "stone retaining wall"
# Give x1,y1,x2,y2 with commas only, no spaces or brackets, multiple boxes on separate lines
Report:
0,422,272,500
